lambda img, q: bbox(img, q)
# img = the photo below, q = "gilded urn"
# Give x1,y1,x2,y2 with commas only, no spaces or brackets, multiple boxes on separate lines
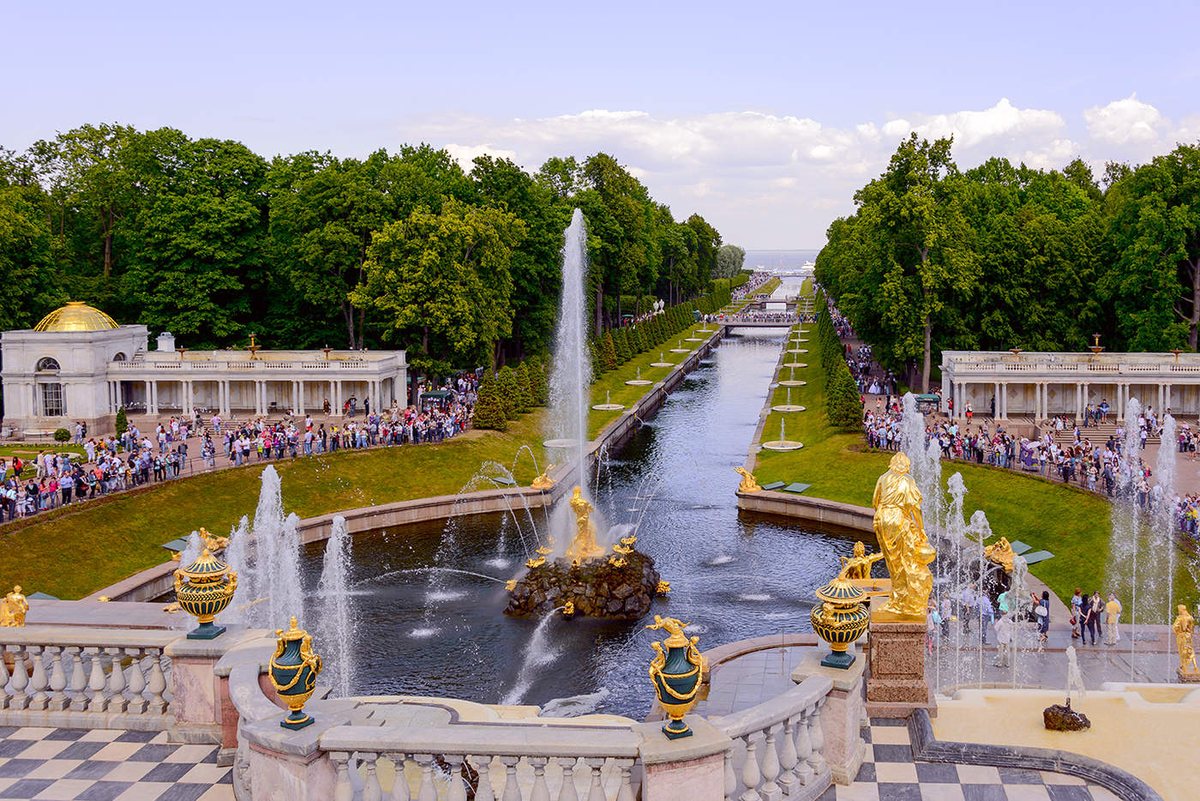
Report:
268,616,323,730
173,547,237,640
810,569,869,669
647,616,703,739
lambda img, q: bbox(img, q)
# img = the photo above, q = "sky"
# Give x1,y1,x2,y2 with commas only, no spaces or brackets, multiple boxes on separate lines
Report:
3,1,1198,248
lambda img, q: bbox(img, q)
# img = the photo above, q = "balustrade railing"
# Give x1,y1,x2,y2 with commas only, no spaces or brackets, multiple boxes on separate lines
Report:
710,675,832,801
0,628,175,728
110,358,382,372
321,723,641,801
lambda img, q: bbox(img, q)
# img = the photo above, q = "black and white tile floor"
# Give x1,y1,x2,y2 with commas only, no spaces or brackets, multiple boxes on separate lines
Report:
0,727,231,801
816,719,1121,801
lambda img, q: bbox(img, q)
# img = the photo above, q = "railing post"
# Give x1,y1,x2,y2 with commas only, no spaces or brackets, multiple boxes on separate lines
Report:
498,756,522,801
793,710,814,785
27,646,48,711
759,726,781,801
389,753,411,801
555,757,579,801
777,717,798,796
330,751,354,801
8,646,29,710
67,647,87,711
528,757,550,801
362,752,383,801
739,735,762,801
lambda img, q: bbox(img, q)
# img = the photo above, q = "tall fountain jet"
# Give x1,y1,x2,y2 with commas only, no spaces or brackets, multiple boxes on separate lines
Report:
548,209,593,490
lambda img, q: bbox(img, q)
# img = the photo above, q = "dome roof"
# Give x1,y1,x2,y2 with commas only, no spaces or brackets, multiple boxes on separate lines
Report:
34,302,119,333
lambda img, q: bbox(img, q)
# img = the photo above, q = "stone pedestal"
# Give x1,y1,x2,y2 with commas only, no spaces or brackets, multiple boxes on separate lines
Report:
1177,667,1200,683
633,717,732,801
865,616,934,718
165,631,250,745
791,649,866,785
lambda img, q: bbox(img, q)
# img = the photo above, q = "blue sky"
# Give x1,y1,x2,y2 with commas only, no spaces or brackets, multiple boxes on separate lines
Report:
4,1,1197,247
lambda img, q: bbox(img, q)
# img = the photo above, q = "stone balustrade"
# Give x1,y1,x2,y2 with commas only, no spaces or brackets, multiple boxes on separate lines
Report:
0,627,176,730
709,675,834,801
322,726,641,801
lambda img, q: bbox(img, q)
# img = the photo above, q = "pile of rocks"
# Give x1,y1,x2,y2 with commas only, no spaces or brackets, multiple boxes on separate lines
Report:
505,550,661,619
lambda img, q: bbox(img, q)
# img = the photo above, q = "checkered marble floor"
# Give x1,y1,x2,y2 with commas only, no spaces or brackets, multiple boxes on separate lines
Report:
816,719,1121,801
0,727,231,800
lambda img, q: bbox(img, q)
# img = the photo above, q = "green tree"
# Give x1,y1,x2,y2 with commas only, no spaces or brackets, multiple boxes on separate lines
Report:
826,360,862,429
715,244,746,279
114,407,128,437
516,361,535,411
1102,144,1200,350
120,129,270,347
352,198,524,376
472,373,507,431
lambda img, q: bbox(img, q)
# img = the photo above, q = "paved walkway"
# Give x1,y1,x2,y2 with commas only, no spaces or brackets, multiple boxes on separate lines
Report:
701,647,1123,800
0,727,230,800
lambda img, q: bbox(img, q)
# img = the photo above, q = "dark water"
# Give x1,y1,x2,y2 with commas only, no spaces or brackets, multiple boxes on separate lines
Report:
300,302,863,717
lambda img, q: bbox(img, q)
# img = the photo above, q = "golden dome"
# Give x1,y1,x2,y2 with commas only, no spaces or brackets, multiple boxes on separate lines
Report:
33,302,119,333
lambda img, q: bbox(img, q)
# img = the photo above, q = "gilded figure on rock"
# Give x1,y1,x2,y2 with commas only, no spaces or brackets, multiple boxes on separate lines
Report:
565,486,604,562
872,452,936,619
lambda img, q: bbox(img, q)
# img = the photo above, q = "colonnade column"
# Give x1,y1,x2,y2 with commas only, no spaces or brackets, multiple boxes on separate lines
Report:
1117,384,1125,420
334,380,343,415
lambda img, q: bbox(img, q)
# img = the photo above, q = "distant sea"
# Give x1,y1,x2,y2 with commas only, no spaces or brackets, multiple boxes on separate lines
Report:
743,249,820,272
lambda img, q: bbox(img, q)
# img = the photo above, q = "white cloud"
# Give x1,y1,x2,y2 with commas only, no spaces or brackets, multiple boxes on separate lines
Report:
443,143,519,171
910,98,1064,148
1084,94,1164,145
403,96,1193,248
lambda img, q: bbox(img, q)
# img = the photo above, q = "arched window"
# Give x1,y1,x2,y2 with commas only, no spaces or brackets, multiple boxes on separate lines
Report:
36,357,61,372
112,352,127,362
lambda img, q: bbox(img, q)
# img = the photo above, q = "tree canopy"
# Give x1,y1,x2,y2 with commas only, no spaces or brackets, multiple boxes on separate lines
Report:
1,125,730,374
816,136,1200,384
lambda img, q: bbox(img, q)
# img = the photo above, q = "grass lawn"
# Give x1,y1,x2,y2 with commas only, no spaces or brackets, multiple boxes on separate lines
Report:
0,320,721,599
0,444,86,479
756,277,781,296
753,323,1198,618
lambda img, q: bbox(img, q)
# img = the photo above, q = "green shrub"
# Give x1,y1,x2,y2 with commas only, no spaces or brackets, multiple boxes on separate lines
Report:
115,407,128,437
498,365,522,418
527,356,549,405
601,332,618,372
516,361,535,411
613,329,630,363
473,373,507,431
827,359,862,429
53,428,71,443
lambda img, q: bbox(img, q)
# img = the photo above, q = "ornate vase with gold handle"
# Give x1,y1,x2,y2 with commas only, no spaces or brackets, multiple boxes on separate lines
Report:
268,616,323,730
811,567,869,669
647,615,703,739
174,547,237,640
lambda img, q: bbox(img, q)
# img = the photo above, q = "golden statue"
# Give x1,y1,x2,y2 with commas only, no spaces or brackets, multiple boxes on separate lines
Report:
565,486,604,562
525,556,546,569
871,452,936,619
531,464,556,491
840,541,885,580
1173,605,1198,675
198,527,229,552
505,580,517,592
656,580,671,595
735,467,762,493
984,537,1015,573
609,557,627,568
562,601,575,616
0,586,28,627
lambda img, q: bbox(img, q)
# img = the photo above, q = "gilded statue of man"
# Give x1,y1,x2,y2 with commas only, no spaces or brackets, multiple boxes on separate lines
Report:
1173,605,1197,674
872,453,936,618
566,486,603,562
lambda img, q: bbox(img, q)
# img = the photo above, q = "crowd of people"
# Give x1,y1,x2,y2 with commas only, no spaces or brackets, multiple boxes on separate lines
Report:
925,584,1124,659
0,373,482,522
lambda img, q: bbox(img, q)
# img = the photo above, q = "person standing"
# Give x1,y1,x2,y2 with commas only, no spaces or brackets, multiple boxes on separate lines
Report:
1091,590,1105,643
1035,590,1051,651
1079,592,1095,645
1071,588,1083,639
1105,593,1122,645
994,613,1014,667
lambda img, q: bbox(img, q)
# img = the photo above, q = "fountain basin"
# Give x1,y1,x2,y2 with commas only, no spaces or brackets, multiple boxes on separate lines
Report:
669,348,691,354
786,349,809,354
592,403,626,411
761,440,804,451
771,405,806,412
779,380,807,387
543,439,583,450
650,362,674,368
782,362,807,368
505,551,661,620
684,338,704,342
625,379,653,386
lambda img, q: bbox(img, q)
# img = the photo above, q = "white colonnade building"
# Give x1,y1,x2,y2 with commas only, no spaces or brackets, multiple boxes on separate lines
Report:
941,349,1200,421
1,302,406,436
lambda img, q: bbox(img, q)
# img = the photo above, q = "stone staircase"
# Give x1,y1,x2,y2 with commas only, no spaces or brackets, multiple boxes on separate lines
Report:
1046,419,1160,446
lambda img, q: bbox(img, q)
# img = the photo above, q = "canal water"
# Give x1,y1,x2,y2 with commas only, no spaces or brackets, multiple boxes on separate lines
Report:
301,278,863,717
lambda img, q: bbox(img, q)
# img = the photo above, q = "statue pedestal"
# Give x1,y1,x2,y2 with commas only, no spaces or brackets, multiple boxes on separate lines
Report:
791,648,866,785
1177,667,1200,683
865,614,934,719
